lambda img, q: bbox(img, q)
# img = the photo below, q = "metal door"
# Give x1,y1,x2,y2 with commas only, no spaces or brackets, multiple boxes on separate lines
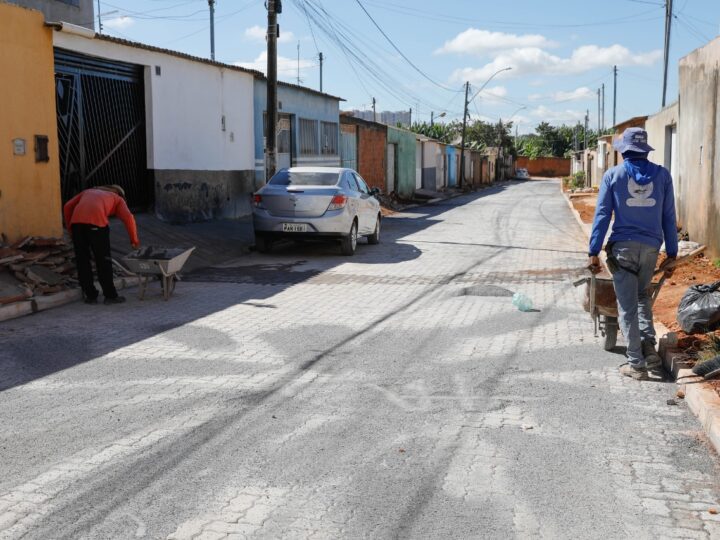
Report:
340,128,357,170
277,114,292,169
386,143,396,193
54,49,150,209
415,141,422,189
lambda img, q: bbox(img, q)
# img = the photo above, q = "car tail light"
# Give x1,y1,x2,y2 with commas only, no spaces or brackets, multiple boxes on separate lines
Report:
327,194,348,211
253,194,264,208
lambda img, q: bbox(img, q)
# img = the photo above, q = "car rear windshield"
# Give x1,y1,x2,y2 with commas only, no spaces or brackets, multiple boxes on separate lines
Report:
268,170,339,186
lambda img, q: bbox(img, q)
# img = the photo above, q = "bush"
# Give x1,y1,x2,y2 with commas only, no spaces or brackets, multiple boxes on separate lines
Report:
563,171,586,190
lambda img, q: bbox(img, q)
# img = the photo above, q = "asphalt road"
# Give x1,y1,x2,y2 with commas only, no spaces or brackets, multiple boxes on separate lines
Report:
2,180,720,539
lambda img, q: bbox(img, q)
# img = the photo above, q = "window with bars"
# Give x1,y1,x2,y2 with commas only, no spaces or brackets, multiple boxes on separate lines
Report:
299,118,318,156
320,121,338,155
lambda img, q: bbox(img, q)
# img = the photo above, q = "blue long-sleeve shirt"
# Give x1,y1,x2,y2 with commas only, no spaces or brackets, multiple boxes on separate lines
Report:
588,159,678,258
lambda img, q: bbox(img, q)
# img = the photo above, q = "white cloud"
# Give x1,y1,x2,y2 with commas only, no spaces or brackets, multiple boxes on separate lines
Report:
450,44,661,83
235,51,314,76
436,28,555,56
528,93,543,101
104,16,134,29
552,86,595,102
475,85,508,100
244,25,295,44
530,105,586,124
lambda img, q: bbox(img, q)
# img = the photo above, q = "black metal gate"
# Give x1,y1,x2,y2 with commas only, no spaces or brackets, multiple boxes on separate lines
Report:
54,49,151,209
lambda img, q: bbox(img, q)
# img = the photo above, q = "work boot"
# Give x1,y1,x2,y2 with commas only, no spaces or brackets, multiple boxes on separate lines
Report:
619,363,649,381
103,296,126,305
642,340,662,369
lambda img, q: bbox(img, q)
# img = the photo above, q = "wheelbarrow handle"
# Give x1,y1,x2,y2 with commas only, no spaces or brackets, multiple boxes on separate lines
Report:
652,244,706,277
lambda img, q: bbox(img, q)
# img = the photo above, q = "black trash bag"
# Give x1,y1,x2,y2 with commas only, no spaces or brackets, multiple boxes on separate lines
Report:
677,281,720,333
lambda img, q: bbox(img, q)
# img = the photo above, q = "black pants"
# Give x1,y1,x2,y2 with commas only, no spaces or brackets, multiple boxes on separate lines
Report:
71,224,118,300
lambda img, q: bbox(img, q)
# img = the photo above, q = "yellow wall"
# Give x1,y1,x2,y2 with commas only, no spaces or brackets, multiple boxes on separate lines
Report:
0,3,62,242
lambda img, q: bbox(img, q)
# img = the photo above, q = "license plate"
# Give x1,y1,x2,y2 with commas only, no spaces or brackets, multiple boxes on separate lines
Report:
282,223,308,232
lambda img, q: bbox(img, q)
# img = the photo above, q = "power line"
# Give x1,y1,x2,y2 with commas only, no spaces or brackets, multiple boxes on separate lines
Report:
353,0,461,93
362,0,662,29
160,0,257,46
294,0,450,112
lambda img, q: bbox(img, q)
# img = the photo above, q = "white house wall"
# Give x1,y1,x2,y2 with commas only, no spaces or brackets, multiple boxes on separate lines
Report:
53,32,256,222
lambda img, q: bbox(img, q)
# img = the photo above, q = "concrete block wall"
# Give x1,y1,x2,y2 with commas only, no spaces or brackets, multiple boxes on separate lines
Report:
516,156,571,177
357,125,386,191
678,36,720,255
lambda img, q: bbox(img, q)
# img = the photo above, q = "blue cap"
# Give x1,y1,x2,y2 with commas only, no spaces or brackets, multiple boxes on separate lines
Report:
613,127,654,153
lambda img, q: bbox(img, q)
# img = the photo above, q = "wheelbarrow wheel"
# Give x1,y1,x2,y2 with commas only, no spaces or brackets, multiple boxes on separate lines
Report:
603,316,618,351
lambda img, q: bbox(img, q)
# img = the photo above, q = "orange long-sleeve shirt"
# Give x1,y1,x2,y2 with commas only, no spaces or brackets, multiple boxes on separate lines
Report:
63,189,139,245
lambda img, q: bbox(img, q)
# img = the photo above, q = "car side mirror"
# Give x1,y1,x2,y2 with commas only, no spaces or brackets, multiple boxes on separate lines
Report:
370,187,380,196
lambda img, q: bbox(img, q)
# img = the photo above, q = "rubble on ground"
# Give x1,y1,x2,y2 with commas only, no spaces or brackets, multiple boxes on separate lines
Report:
0,235,131,306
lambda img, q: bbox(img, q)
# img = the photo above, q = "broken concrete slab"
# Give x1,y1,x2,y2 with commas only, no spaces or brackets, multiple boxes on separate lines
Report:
25,265,65,286
0,272,32,305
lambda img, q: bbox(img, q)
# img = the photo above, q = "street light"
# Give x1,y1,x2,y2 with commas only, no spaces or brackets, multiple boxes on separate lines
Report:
508,105,526,122
468,66,512,105
430,111,446,126
460,66,512,187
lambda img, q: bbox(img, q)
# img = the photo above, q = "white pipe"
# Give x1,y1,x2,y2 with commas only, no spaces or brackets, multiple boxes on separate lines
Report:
45,21,96,39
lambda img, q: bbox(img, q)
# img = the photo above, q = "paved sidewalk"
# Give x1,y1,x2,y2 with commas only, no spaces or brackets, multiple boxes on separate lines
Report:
1,180,720,539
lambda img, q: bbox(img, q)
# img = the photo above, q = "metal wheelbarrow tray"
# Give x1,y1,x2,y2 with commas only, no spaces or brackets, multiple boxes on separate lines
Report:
123,246,195,300
575,273,664,351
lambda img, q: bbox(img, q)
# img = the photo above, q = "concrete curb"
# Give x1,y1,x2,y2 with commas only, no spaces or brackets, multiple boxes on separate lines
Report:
561,190,593,239
676,368,720,454
0,276,141,323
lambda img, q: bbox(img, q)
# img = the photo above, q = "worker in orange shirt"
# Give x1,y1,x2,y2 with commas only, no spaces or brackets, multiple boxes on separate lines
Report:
63,185,140,305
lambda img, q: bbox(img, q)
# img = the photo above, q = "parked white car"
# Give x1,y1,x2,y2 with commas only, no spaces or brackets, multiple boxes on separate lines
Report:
252,167,382,256
515,168,530,179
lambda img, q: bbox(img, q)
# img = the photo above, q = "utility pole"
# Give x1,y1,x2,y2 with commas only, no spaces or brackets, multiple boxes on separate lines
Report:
97,0,103,33
430,111,434,126
266,0,279,180
318,52,323,92
662,0,673,107
296,41,300,85
574,123,579,152
459,81,470,187
372,97,376,122
409,107,412,128
601,83,605,132
208,0,216,61
613,65,617,127
584,110,589,150
597,88,601,134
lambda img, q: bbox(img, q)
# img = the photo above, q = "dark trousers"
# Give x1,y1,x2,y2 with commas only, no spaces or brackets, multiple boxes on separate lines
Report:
71,224,118,300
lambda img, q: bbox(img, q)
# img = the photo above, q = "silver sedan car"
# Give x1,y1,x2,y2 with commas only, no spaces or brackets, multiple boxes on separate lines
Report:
252,167,382,255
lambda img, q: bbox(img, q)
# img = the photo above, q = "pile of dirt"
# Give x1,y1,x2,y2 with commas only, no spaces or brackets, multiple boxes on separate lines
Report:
569,193,597,224
653,252,720,350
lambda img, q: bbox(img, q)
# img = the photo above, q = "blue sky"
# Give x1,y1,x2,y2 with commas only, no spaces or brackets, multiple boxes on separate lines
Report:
97,0,720,134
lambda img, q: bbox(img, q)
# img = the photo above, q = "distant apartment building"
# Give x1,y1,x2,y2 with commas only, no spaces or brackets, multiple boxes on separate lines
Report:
349,109,411,127
7,0,94,29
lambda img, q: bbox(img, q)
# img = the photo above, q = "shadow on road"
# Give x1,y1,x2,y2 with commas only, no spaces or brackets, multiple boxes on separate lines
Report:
0,183,516,393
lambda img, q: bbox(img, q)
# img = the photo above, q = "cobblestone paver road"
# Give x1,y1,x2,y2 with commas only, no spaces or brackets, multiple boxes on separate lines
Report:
2,180,720,539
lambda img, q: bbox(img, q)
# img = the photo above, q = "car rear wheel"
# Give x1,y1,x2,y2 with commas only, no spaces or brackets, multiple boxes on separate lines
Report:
340,220,358,256
255,234,272,253
367,215,381,245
